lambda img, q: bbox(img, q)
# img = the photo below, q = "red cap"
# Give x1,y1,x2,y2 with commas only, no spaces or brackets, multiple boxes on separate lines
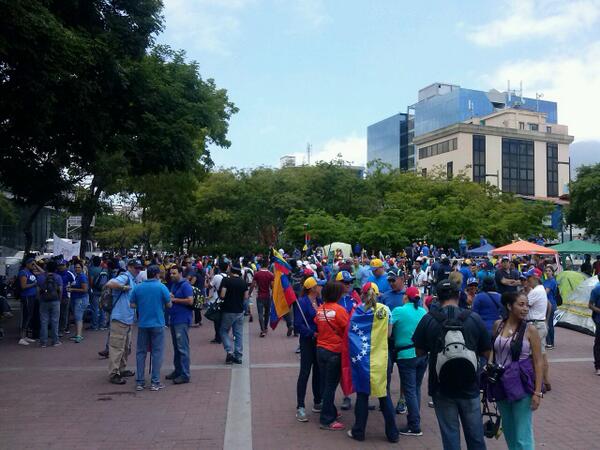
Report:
303,268,315,276
406,286,420,299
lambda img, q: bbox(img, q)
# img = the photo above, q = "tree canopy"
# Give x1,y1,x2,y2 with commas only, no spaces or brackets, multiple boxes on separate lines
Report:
567,163,600,239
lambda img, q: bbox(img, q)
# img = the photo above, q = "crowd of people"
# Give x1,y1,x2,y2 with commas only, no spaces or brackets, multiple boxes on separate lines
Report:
2,242,600,450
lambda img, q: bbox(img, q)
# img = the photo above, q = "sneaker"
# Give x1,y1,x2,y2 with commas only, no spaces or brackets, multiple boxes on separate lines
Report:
259,331,266,338
232,356,243,365
596,369,600,376
225,353,234,365
73,335,83,343
320,421,345,431
109,374,126,385
296,407,308,422
399,427,423,436
136,384,145,391
165,372,178,380
52,341,62,347
546,344,555,350
210,339,221,344
172,376,189,385
396,400,407,414
120,370,135,377
64,330,71,335
341,397,352,410
295,346,301,354
150,383,165,391
428,401,434,408
98,350,109,358
347,430,363,441
18,338,30,346
40,343,48,348
311,403,322,413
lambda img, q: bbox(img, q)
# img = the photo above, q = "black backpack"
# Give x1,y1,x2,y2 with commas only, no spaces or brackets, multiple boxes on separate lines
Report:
40,275,60,301
94,269,109,292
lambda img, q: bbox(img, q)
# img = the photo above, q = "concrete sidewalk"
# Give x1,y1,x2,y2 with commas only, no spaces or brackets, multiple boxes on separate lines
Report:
1,308,599,449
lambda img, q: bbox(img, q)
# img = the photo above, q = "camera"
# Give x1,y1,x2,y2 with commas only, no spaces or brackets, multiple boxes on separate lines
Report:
484,363,505,384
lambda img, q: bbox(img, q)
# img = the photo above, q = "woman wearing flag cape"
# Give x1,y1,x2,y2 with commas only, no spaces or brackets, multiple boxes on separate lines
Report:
346,282,399,443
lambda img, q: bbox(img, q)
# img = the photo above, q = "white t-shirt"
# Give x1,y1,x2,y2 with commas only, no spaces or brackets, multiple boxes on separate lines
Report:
209,273,225,303
412,269,428,295
135,270,147,284
527,284,548,321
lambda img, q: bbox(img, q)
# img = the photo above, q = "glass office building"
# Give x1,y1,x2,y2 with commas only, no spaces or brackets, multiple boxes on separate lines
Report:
366,113,414,171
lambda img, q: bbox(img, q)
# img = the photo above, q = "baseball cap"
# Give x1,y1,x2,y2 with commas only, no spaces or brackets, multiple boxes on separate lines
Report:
436,279,460,297
303,268,315,276
24,257,35,265
464,258,472,265
370,258,384,269
467,277,479,286
387,268,405,280
501,256,510,261
524,268,543,278
405,286,420,299
335,270,355,283
127,259,143,268
303,277,326,290
361,282,380,296
147,265,161,278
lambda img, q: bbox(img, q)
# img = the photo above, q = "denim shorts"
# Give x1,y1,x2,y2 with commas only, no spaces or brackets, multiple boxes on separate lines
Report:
71,295,90,322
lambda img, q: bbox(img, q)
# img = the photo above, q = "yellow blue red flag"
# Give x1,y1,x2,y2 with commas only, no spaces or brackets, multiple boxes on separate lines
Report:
269,248,297,329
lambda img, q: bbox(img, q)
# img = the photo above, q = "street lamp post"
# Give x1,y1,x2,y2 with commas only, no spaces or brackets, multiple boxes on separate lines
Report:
557,158,572,241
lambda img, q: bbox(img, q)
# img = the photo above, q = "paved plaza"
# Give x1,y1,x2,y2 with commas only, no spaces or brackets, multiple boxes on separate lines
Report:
1,305,598,450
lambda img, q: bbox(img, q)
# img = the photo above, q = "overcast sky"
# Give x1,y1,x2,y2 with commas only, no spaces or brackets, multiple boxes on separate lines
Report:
159,0,600,170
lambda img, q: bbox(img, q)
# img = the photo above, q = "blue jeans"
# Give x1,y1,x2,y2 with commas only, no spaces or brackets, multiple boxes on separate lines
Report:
136,327,165,386
497,396,534,450
317,347,341,426
170,323,190,381
89,293,103,330
352,392,399,442
396,356,428,430
256,297,271,332
220,312,244,357
297,336,321,408
39,300,60,345
547,303,556,346
432,393,486,450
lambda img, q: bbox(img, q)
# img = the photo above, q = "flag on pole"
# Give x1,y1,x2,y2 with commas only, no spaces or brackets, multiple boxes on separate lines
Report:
269,248,297,329
347,303,389,397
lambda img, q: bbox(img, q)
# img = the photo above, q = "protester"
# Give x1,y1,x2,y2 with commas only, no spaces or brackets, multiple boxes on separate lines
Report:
219,263,248,365
167,265,194,383
67,261,89,343
17,257,38,345
543,266,558,350
588,273,600,376
105,259,139,384
495,256,521,295
56,260,76,337
347,282,398,443
130,265,172,391
294,276,325,422
250,262,274,337
37,260,63,347
208,261,229,344
367,259,391,294
314,281,348,431
389,285,427,436
88,256,104,331
525,268,551,391
489,291,544,449
472,277,502,333
413,280,491,450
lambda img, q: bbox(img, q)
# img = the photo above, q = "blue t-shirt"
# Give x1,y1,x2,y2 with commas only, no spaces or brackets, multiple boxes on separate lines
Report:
338,294,358,314
367,273,391,294
543,278,558,308
18,269,37,297
169,279,194,326
590,283,600,324
472,291,502,333
391,303,427,359
356,265,371,286
421,246,430,256
460,267,472,290
70,273,89,299
111,271,136,325
36,273,63,301
57,269,76,299
130,279,171,328
381,290,405,311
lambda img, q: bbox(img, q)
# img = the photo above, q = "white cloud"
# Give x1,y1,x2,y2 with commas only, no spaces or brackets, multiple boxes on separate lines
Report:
292,0,330,28
481,42,600,141
288,134,366,167
466,0,600,47
161,0,253,55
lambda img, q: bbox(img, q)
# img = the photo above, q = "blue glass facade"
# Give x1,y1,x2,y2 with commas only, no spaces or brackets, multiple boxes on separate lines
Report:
414,88,557,137
367,113,407,169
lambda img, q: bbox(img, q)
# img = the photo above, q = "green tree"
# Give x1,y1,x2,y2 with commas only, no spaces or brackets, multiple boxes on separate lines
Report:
567,163,600,238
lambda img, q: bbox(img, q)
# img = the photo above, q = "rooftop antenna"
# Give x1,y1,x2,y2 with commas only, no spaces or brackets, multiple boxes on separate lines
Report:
467,99,474,119
535,92,544,112
507,80,511,102
306,143,311,166
520,81,524,104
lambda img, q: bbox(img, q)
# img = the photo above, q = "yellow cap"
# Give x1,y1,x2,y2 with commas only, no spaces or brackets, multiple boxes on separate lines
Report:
370,258,384,268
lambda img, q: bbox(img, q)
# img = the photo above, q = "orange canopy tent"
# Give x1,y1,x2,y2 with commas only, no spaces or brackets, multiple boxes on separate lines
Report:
491,240,558,256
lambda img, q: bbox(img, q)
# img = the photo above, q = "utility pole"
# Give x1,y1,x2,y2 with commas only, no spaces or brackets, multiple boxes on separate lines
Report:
306,143,311,166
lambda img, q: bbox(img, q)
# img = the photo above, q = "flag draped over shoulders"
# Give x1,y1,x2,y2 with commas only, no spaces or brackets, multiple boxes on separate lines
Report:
348,303,389,398
269,248,297,329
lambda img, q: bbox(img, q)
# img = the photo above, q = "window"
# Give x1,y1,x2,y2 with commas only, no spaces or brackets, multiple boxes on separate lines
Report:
519,122,525,130
528,123,539,131
418,137,458,159
473,135,486,183
547,143,559,197
479,120,486,126
546,126,552,134
447,161,453,180
421,168,427,177
502,138,534,195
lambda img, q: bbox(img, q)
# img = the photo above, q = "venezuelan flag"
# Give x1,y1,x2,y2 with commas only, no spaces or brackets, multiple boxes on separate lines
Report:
269,248,297,329
348,303,389,398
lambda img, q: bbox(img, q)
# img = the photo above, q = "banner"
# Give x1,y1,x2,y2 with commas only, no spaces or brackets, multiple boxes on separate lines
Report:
53,234,81,260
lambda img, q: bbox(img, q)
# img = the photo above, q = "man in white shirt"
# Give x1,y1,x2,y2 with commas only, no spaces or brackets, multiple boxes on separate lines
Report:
526,267,551,389
411,260,428,296
208,261,229,344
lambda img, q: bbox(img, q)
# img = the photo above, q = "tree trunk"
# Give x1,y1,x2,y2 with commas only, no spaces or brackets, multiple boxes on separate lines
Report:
79,177,103,258
23,204,44,255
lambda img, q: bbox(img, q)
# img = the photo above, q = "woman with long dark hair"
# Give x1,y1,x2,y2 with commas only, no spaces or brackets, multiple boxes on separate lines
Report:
67,261,89,343
314,281,348,431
